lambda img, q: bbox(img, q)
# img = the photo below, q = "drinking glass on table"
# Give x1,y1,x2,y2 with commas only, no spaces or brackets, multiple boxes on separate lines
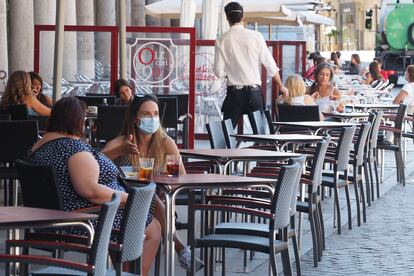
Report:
166,155,181,177
138,158,154,180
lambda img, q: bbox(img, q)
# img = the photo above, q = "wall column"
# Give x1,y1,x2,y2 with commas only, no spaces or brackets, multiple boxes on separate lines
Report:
0,0,8,90
96,0,116,80
9,0,34,72
76,0,95,79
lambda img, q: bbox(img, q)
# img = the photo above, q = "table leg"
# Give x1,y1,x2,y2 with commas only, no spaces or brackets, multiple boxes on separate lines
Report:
164,193,174,276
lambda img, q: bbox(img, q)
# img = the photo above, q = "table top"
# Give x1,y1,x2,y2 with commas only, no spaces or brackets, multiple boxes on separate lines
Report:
346,103,399,109
179,148,300,160
233,134,324,142
124,173,277,192
273,121,355,129
0,207,97,229
323,112,370,118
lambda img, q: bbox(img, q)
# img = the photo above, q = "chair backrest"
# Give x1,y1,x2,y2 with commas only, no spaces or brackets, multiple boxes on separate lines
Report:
276,104,320,122
7,104,29,120
206,121,227,149
248,110,268,134
0,114,10,120
96,105,128,143
0,120,39,162
15,159,63,210
28,115,49,132
370,79,380,88
117,183,156,263
289,155,306,217
270,161,302,230
335,125,357,171
308,136,331,193
394,103,407,130
354,122,371,166
222,119,237,149
75,95,116,106
89,192,121,276
368,111,383,149
157,96,178,129
264,109,276,134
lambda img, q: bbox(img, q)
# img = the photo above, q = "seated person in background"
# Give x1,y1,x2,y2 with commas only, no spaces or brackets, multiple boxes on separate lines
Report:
336,51,343,68
278,74,323,120
114,78,134,105
308,63,344,113
365,61,385,85
304,55,326,80
373,57,389,80
102,94,204,272
0,71,51,116
29,71,52,108
26,97,161,276
394,65,414,113
330,52,341,69
348,53,362,75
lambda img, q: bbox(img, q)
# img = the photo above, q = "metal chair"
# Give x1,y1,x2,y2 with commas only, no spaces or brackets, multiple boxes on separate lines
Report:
0,120,39,206
96,105,128,145
321,125,356,234
377,104,407,186
1,192,121,276
248,110,268,134
276,104,320,122
222,119,237,149
190,161,302,275
366,111,383,203
206,121,227,149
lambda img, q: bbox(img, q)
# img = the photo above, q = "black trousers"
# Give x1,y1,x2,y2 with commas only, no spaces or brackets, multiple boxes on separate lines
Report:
221,85,264,127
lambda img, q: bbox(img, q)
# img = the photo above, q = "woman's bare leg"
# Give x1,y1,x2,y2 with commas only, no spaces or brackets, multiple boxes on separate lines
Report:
142,218,162,276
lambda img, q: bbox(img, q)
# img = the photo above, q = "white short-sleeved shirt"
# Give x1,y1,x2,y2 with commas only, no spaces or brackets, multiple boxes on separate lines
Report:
213,24,279,86
402,82,414,107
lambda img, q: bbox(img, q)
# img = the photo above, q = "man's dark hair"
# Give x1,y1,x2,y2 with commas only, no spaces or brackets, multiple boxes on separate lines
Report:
47,97,86,137
225,2,243,25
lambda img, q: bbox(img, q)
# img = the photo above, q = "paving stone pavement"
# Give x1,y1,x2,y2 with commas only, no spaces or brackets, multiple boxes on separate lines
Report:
296,183,414,276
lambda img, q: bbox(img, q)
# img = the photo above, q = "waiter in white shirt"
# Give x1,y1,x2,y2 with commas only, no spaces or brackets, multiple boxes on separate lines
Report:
214,1,288,127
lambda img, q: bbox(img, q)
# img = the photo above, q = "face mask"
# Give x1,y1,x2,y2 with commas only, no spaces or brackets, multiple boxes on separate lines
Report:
137,117,160,135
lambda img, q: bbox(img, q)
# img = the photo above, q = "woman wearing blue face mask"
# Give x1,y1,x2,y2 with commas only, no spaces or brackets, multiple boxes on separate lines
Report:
104,94,204,272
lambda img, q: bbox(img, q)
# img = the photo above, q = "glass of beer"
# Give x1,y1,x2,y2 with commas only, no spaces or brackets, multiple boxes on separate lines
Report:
166,155,181,177
138,158,154,181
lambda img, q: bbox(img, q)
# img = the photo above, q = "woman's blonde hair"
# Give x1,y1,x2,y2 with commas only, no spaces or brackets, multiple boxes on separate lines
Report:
121,95,168,174
284,74,306,104
1,71,32,111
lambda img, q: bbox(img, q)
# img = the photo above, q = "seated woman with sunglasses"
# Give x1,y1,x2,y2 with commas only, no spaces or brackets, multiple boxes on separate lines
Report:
27,97,161,276
102,95,204,272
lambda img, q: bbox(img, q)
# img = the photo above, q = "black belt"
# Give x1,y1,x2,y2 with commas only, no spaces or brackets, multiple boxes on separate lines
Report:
228,85,260,89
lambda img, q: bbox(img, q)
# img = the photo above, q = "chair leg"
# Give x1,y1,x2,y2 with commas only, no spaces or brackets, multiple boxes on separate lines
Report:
398,149,405,186
312,195,322,260
373,154,380,198
221,248,225,276
359,166,367,223
317,199,326,250
394,150,400,183
344,182,352,230
309,208,318,267
269,248,278,276
363,161,371,206
352,166,361,227
281,248,292,276
333,184,341,234
368,156,375,201
291,234,302,274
